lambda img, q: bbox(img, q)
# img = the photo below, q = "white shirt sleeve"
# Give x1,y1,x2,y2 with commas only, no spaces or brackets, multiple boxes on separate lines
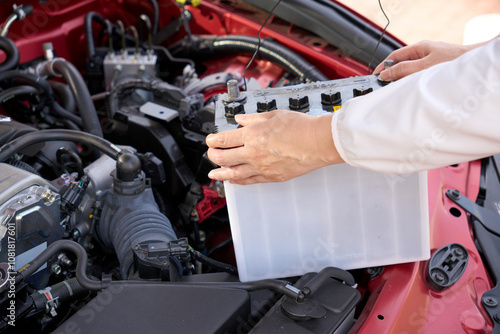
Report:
331,38,500,174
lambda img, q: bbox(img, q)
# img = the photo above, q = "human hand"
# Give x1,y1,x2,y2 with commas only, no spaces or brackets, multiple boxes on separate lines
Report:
373,40,479,81
206,110,343,185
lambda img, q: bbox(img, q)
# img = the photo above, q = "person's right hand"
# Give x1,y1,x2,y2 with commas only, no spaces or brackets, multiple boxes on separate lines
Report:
373,40,483,81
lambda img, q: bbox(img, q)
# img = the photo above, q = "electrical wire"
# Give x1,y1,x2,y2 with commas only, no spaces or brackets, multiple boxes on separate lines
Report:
153,45,195,68
242,0,282,91
368,0,390,74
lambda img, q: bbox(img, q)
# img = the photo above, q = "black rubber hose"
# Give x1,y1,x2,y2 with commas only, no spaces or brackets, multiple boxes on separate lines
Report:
110,279,303,300
15,240,103,291
0,37,19,72
190,249,238,276
85,12,106,59
31,277,90,314
0,70,53,106
59,119,80,131
187,35,328,82
49,80,76,113
44,113,80,130
301,267,356,299
0,129,122,162
15,239,303,300
148,0,159,35
51,59,103,137
213,35,328,81
52,101,83,128
0,85,38,104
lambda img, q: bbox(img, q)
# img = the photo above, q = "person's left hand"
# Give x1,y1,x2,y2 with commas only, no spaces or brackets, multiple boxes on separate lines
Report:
206,110,343,185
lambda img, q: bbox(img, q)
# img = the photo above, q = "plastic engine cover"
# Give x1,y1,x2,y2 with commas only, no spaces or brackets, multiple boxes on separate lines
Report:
250,273,361,334
54,283,250,334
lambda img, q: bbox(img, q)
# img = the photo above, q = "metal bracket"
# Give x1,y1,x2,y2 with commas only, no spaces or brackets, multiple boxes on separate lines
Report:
446,189,500,332
446,189,500,237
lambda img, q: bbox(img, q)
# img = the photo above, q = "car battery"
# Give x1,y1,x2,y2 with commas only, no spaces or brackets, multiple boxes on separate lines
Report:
214,75,430,282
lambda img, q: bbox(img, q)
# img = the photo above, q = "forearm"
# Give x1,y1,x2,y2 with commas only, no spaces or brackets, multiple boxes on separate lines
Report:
333,38,500,173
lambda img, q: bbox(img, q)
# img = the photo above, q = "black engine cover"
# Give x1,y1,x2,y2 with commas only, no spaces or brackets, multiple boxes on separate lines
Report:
54,282,250,334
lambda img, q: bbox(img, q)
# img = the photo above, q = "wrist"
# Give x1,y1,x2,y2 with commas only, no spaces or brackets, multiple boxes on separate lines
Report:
311,113,343,166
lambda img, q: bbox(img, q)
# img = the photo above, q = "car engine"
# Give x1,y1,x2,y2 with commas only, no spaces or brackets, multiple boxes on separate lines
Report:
0,1,498,333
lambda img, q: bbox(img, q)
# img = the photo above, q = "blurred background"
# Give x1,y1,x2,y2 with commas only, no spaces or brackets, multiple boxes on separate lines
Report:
337,0,500,45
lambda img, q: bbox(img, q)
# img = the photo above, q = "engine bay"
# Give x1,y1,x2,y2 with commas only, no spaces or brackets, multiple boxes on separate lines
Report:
0,1,497,333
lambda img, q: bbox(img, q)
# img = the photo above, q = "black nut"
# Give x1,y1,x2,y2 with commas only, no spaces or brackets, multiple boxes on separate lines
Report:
225,102,245,118
257,98,277,113
321,91,341,106
289,95,309,112
353,88,373,97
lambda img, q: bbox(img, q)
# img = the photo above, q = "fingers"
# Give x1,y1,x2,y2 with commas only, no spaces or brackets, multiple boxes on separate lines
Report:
207,146,249,167
208,164,287,185
206,127,245,149
380,58,431,81
372,47,413,75
372,61,386,75
373,42,431,77
207,164,255,182
205,112,275,149
207,166,236,181
234,111,273,126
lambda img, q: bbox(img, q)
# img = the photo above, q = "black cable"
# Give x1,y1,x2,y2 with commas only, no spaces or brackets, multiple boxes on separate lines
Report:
153,45,195,69
368,0,390,74
0,129,122,162
181,7,194,49
169,255,184,277
207,237,232,256
191,248,238,275
242,0,282,91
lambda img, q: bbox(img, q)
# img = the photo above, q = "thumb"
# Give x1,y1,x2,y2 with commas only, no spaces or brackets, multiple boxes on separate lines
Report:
372,60,387,75
234,111,273,126
380,59,428,81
